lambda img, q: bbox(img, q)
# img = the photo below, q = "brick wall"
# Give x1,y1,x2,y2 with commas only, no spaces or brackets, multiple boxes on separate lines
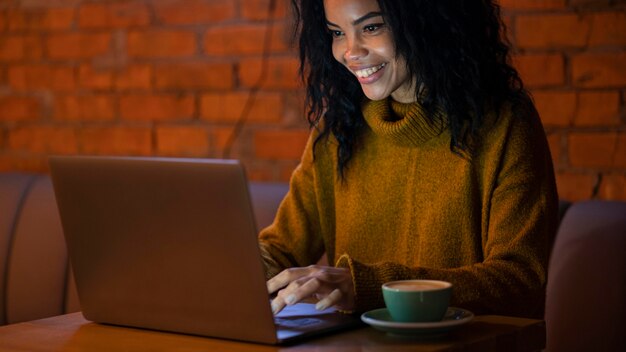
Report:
502,0,626,201
0,0,307,181
0,0,625,201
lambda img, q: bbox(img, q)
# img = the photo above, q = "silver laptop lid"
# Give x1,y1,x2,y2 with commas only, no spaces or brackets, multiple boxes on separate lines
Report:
49,156,279,344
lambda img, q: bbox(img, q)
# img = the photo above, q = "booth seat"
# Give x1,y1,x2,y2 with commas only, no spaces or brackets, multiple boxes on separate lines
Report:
0,173,78,325
1,172,625,351
545,200,626,351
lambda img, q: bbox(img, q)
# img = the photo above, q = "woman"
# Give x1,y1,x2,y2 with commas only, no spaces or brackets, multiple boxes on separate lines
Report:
260,0,558,318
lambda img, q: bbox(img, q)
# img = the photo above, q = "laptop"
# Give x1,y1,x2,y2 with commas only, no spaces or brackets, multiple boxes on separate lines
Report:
48,156,361,345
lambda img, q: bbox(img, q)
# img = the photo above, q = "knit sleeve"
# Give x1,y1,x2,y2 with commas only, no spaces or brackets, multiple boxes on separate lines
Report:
258,130,326,279
338,105,559,318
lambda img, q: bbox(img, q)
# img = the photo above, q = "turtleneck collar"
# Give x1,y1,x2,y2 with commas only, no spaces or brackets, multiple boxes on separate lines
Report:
361,98,447,147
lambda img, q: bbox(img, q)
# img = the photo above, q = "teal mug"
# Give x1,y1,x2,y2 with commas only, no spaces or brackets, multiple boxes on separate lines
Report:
382,280,452,322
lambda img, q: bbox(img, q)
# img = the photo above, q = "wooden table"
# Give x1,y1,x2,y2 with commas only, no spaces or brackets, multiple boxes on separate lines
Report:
0,312,545,351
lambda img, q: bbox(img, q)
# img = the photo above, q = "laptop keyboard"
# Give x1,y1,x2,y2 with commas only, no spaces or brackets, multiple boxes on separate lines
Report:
275,317,324,329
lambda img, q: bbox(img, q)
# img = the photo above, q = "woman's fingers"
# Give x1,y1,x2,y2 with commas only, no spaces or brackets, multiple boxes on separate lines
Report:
268,266,354,315
271,276,324,314
284,277,322,305
315,288,343,311
266,267,311,294
270,296,286,315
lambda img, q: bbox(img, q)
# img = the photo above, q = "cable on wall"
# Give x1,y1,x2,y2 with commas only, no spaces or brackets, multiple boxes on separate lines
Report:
221,0,278,159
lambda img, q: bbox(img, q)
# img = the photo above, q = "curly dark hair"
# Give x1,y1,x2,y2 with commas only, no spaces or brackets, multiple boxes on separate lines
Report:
291,0,528,176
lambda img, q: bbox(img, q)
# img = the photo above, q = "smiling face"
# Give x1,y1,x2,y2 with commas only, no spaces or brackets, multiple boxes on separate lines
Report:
324,0,416,103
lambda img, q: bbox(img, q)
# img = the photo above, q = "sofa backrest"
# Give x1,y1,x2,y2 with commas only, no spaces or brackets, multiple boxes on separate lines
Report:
546,200,626,351
0,173,80,325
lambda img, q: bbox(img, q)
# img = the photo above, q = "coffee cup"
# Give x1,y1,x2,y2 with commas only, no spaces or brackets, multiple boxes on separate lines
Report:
382,280,452,322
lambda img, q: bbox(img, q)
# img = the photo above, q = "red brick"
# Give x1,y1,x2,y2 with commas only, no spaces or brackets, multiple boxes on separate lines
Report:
572,53,626,88
239,57,302,89
245,163,276,182
615,132,626,169
589,12,626,47
279,162,298,182
254,129,309,160
555,172,596,201
7,8,74,31
599,174,626,201
246,170,274,182
47,32,111,59
547,133,561,168
8,64,75,91
79,126,152,156
499,0,566,10
78,64,113,90
532,90,575,126
115,64,151,90
53,95,116,121
78,1,150,29
515,14,589,49
154,62,233,90
127,30,196,58
0,155,49,173
19,0,81,7
0,35,43,61
514,54,564,88
155,126,210,157
281,91,308,126
570,0,613,8
568,132,619,168
241,0,289,20
0,11,6,32
200,92,282,123
209,127,233,155
119,94,194,121
204,23,290,56
153,0,235,25
0,96,41,121
574,91,621,126
8,126,78,154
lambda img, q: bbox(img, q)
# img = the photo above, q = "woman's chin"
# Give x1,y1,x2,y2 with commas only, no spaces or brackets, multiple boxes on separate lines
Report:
361,89,390,102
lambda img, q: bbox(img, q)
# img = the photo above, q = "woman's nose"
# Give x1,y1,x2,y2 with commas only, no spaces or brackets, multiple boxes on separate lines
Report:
344,36,366,61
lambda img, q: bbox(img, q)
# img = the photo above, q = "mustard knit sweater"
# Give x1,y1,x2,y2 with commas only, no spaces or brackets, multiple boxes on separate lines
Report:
259,98,558,318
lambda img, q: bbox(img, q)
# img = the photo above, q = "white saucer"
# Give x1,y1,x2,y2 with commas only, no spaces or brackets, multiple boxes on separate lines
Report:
361,307,474,336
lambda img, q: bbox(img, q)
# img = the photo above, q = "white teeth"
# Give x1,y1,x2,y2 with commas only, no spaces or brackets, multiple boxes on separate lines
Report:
355,63,386,78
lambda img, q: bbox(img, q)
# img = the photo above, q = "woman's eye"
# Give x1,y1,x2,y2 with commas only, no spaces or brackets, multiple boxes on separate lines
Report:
364,23,384,33
329,29,343,38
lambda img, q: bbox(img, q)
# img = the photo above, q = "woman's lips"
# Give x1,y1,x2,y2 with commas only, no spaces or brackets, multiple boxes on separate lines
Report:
353,63,386,84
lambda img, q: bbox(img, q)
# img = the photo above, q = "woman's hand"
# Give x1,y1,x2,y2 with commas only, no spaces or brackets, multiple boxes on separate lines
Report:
267,265,355,314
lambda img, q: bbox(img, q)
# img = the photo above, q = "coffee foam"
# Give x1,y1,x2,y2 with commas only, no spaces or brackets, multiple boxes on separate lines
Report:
385,280,451,292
